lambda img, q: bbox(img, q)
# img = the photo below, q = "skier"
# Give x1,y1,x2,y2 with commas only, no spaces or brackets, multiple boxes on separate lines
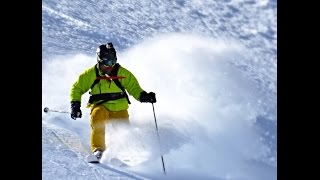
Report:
70,42,156,161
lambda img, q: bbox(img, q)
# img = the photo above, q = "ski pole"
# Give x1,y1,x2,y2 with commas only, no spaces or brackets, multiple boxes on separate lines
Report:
43,107,70,114
151,103,166,175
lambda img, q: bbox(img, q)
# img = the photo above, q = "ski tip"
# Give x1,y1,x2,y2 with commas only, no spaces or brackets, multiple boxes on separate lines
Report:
87,154,100,163
89,161,100,164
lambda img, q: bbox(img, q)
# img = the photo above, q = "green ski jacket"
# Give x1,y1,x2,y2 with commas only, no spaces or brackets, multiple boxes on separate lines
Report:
70,64,144,111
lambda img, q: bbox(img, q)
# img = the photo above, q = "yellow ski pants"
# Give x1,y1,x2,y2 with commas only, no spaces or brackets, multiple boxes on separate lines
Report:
90,105,129,152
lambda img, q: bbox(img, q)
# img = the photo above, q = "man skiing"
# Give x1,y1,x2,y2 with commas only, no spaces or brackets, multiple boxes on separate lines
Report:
70,42,156,161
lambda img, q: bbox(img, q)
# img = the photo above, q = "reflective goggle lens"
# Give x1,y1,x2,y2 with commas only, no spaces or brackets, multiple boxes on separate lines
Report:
102,59,116,66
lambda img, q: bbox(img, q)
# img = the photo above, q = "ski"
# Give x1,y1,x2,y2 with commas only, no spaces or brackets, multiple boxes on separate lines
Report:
86,155,129,166
86,154,100,163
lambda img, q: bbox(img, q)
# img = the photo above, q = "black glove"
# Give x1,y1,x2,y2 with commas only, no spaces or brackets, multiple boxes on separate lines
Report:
140,91,156,103
71,101,82,120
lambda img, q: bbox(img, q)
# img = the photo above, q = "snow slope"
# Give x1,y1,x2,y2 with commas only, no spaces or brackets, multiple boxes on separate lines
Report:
42,0,277,179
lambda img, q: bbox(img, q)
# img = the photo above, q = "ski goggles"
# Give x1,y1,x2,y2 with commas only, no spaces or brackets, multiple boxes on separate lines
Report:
98,55,117,66
101,59,116,67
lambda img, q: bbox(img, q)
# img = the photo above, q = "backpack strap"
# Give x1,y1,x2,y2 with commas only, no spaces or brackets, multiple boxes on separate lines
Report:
89,92,126,105
110,63,131,104
90,63,131,104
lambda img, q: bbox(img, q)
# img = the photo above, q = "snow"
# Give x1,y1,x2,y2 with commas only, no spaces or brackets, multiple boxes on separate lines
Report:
42,0,277,179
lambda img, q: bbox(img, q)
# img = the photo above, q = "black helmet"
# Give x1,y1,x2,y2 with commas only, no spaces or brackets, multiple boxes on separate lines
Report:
96,43,117,66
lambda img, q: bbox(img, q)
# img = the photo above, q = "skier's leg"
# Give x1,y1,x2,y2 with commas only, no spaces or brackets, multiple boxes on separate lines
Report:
108,110,130,126
90,105,109,152
109,110,129,120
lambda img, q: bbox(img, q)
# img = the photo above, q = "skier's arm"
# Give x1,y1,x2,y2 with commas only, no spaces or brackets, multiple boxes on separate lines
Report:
119,67,144,101
70,72,92,102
